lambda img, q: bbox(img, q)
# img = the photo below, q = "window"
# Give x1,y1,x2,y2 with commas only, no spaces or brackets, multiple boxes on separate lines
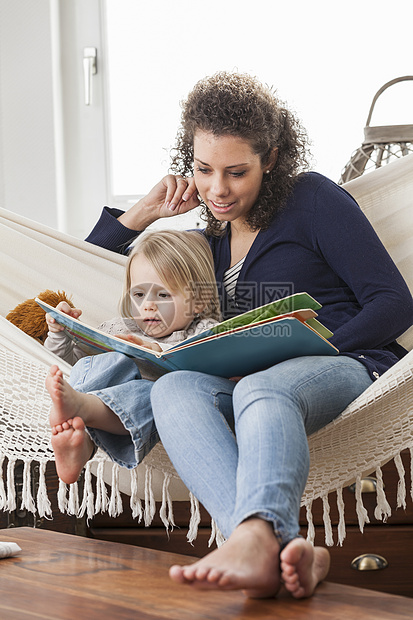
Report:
57,0,412,236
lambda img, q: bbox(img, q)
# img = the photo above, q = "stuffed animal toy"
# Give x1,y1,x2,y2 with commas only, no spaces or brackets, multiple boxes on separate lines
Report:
6,289,74,344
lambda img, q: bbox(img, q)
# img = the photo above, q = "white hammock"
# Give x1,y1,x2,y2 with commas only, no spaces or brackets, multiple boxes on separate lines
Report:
1,154,413,546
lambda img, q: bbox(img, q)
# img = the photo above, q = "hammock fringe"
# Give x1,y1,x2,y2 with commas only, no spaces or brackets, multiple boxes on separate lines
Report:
1,451,412,548
1,155,413,544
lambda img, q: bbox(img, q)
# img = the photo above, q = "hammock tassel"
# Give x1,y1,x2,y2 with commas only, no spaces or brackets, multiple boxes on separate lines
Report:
336,487,346,546
207,518,216,548
394,453,406,509
67,482,79,516
355,475,370,532
208,518,225,548
159,472,175,530
57,479,68,513
322,494,334,546
305,501,315,544
129,467,143,522
187,492,201,544
374,465,392,521
410,447,413,502
36,461,52,519
94,461,108,514
78,461,95,520
144,466,156,526
0,456,7,510
20,460,36,514
108,463,123,518
6,457,17,512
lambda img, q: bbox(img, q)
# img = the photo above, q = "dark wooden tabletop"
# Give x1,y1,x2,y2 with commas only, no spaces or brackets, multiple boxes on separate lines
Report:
0,527,411,619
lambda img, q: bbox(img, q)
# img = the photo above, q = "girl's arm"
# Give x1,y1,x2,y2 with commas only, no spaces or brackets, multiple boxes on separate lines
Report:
44,330,87,365
44,301,87,365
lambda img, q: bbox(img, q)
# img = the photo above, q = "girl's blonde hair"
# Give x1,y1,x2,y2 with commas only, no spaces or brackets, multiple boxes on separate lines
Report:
120,230,221,322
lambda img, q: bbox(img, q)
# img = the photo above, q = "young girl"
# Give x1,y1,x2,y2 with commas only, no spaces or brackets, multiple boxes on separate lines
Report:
45,229,221,485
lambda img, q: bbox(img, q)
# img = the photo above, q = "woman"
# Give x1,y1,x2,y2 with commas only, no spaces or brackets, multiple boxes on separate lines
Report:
86,72,413,598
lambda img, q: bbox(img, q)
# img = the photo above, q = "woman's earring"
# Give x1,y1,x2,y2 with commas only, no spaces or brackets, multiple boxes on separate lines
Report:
265,170,270,174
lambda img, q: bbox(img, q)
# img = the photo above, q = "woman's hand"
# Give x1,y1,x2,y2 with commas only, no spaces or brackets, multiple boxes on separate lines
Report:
118,175,200,231
45,301,82,333
115,333,162,352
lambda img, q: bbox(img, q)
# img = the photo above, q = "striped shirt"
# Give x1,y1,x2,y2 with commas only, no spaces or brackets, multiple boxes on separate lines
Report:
223,257,245,299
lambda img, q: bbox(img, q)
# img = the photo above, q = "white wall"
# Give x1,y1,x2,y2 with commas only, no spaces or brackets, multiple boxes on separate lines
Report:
0,0,58,228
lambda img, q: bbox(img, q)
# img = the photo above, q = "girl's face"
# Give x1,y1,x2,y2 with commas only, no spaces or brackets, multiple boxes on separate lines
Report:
129,254,195,338
193,131,270,228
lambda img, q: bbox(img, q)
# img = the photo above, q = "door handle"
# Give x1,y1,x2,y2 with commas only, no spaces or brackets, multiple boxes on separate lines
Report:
83,47,97,106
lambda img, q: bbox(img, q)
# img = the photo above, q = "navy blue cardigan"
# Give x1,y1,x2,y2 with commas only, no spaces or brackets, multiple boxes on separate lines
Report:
86,172,413,380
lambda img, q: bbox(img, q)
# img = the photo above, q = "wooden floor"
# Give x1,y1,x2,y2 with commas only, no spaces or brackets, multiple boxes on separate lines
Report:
0,527,412,620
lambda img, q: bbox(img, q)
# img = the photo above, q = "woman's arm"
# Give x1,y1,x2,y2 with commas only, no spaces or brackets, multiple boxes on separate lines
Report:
85,176,199,254
314,181,413,351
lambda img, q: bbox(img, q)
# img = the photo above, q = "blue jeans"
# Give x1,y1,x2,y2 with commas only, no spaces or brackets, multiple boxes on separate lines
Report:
150,355,373,546
69,352,158,468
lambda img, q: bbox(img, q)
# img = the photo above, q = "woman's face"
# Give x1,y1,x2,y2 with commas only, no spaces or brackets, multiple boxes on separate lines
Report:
193,131,268,227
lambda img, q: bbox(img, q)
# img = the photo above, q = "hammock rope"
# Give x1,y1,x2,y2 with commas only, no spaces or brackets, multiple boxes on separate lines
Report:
1,154,413,545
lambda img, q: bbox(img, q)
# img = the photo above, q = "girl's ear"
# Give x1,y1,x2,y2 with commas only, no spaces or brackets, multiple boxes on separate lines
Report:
264,147,278,173
193,300,207,317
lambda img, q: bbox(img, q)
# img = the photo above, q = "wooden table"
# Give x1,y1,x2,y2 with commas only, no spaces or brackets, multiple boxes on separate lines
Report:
0,528,411,619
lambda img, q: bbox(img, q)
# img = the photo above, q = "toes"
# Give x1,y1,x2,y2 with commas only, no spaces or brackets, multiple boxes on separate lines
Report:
206,567,224,584
181,565,198,582
169,565,187,584
194,565,211,581
49,365,60,377
280,561,296,577
280,539,304,566
282,569,299,584
71,416,86,431
50,366,63,384
287,584,305,598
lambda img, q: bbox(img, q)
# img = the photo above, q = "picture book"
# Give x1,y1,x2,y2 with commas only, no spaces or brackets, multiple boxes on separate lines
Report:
36,292,339,378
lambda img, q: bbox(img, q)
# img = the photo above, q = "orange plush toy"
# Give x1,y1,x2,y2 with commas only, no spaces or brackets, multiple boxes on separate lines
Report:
6,289,74,344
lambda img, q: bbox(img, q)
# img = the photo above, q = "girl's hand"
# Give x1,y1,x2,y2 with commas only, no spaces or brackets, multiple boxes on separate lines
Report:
115,333,162,352
45,301,82,333
118,175,200,230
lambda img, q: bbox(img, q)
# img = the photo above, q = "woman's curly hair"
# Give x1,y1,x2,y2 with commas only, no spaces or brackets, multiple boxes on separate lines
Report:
170,71,311,235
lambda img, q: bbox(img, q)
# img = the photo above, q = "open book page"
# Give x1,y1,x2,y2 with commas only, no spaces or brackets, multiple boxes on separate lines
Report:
35,294,338,378
35,298,170,365
169,308,329,352
172,292,332,349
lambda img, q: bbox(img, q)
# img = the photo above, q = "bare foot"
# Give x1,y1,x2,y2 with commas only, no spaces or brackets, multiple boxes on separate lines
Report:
46,365,84,428
169,518,281,598
280,539,330,599
46,365,128,435
51,415,94,484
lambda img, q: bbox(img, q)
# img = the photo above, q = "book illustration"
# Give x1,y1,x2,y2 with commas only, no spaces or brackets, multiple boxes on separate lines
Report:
36,293,338,378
